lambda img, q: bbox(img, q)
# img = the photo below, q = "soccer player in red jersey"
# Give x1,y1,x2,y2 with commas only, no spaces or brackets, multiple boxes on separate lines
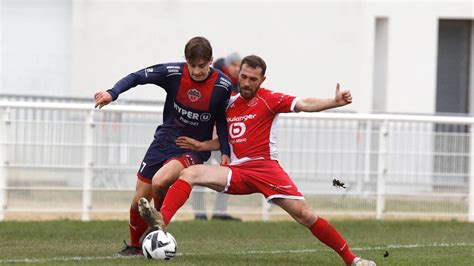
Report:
139,55,376,265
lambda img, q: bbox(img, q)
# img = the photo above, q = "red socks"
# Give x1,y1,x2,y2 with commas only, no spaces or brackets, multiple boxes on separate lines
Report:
129,207,148,247
160,179,192,225
128,179,191,247
309,217,356,265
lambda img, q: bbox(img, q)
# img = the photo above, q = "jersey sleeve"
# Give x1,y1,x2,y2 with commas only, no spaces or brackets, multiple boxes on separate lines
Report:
266,90,299,114
215,82,232,156
106,63,170,101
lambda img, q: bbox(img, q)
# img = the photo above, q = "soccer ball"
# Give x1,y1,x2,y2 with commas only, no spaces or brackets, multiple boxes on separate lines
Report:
142,229,177,260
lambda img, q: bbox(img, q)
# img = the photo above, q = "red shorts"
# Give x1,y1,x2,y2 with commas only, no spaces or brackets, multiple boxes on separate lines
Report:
164,153,199,168
224,160,304,202
137,153,200,184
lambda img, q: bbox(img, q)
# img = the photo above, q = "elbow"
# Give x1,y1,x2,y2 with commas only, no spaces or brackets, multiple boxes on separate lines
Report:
296,102,315,113
295,102,306,112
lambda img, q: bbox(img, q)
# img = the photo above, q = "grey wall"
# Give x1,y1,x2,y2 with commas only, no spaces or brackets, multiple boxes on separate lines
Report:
2,0,72,97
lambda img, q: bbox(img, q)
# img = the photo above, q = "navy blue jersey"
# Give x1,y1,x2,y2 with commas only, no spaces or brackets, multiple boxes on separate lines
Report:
107,62,232,162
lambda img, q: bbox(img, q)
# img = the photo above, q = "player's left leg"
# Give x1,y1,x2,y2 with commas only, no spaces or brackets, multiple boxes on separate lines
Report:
138,197,166,231
273,198,375,266
160,164,230,225
150,159,184,210
151,153,202,210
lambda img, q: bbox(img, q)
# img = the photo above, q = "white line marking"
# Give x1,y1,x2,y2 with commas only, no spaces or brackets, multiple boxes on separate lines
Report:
0,255,135,264
1,243,473,264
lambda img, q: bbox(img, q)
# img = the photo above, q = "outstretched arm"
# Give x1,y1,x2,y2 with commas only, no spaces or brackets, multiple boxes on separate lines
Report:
295,83,352,112
94,64,168,109
175,136,220,152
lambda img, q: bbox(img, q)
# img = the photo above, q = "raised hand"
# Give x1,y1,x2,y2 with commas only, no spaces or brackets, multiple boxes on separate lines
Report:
94,91,113,109
335,83,352,107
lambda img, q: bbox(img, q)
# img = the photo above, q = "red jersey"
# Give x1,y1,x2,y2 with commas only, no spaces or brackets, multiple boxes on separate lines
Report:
226,88,299,164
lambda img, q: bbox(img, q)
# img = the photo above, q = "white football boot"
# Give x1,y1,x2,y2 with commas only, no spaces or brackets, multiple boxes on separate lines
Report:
138,197,166,231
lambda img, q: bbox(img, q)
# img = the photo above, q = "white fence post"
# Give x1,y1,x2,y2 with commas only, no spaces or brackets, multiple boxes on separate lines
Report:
0,107,10,221
376,120,388,220
362,120,373,194
469,124,474,222
82,110,94,221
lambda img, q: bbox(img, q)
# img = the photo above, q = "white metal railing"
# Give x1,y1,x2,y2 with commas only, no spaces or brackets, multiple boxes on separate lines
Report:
0,101,473,222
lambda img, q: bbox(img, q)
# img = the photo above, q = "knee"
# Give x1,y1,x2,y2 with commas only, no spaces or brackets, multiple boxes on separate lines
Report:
151,169,179,190
179,166,200,185
152,177,171,191
294,207,317,227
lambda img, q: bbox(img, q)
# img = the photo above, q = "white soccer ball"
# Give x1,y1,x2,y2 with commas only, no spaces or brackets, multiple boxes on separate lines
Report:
142,229,177,260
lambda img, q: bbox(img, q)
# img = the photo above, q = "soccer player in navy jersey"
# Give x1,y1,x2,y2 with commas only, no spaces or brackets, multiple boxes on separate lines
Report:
138,55,376,265
94,37,233,256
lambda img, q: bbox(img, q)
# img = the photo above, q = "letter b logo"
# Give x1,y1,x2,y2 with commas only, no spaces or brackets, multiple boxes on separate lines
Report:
229,122,246,138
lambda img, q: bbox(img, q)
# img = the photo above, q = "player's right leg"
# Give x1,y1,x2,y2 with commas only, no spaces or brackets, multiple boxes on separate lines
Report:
160,165,230,225
138,153,204,230
117,179,152,256
138,197,166,231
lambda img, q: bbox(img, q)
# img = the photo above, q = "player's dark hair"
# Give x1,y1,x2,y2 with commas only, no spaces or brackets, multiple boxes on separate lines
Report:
184,37,213,63
241,55,266,76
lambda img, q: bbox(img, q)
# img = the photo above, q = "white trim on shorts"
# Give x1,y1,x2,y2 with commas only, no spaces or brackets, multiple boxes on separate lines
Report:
266,194,305,204
221,169,233,193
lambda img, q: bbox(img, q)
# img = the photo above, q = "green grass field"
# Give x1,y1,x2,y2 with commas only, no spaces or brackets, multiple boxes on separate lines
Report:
0,220,473,265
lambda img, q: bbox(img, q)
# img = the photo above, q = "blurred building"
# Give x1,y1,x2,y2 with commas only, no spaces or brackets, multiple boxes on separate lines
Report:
1,0,474,221
1,0,473,114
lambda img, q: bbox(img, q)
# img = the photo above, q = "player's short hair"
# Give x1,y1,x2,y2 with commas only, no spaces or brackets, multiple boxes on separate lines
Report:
184,37,213,63
241,55,266,76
